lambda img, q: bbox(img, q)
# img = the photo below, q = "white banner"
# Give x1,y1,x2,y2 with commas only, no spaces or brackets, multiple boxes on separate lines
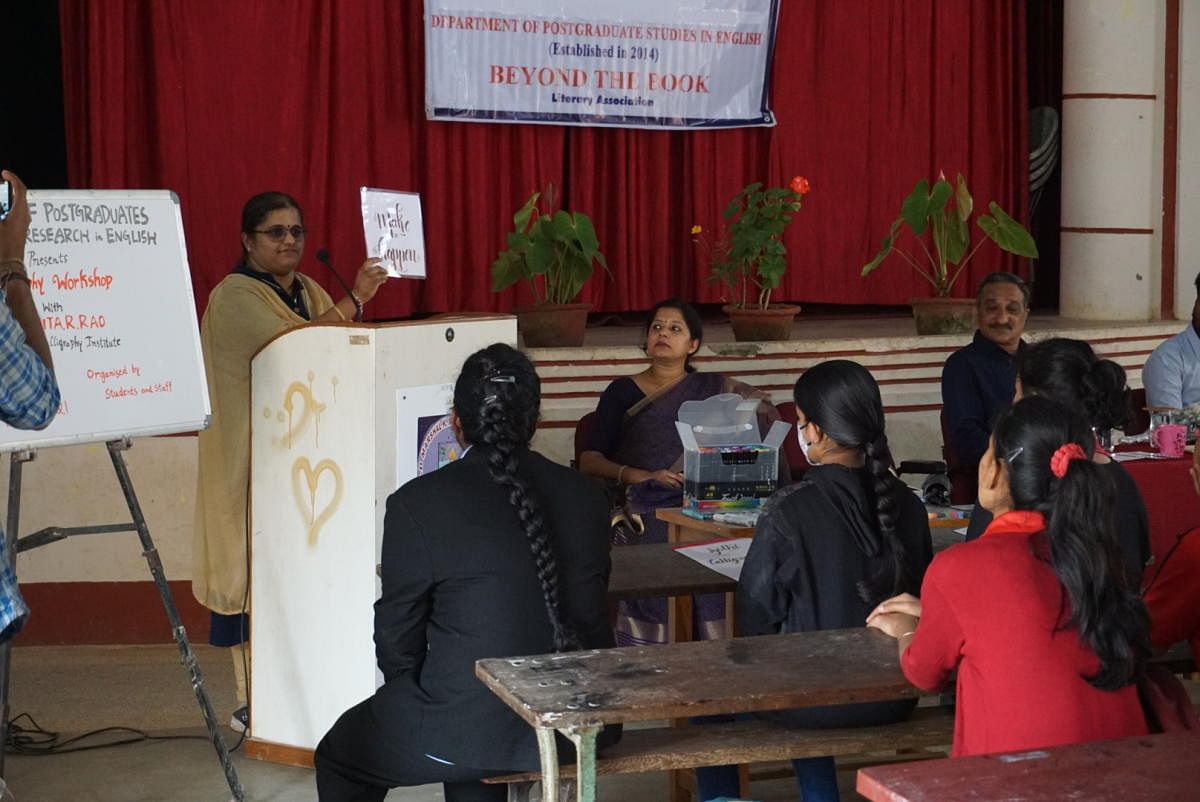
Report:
424,0,780,130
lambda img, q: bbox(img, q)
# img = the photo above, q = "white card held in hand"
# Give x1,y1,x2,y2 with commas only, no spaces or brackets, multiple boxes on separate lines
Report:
360,187,426,278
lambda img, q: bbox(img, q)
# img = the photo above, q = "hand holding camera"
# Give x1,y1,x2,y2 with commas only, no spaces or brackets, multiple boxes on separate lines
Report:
0,170,31,267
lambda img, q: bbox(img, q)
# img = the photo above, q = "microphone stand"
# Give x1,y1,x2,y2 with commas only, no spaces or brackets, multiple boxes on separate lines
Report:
315,249,362,321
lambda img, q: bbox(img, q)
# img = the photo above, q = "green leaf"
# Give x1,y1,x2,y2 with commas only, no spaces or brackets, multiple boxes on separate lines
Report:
861,218,902,277
978,202,1040,258
551,210,574,241
943,208,970,265
526,230,556,276
901,180,931,235
928,179,953,213
513,192,539,232
572,212,600,255
954,174,973,222
491,251,527,292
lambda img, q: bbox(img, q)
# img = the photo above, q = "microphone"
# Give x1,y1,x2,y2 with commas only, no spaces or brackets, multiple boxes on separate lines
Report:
315,249,362,321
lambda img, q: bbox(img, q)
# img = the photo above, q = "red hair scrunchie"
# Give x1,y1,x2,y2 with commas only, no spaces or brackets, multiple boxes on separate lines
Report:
1049,442,1087,478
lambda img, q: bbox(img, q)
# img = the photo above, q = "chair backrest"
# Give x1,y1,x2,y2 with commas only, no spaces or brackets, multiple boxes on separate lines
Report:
940,408,978,505
1126,387,1150,436
572,411,597,469
774,401,810,481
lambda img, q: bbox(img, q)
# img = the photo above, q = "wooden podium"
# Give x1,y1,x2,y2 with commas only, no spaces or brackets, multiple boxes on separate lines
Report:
243,315,517,765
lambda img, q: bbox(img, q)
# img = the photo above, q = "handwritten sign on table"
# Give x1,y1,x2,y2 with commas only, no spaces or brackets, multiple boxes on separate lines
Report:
674,537,753,581
360,187,426,278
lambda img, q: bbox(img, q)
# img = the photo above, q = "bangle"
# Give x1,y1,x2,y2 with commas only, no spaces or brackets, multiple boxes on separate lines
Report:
0,268,28,289
348,292,364,321
897,631,916,640
616,465,627,484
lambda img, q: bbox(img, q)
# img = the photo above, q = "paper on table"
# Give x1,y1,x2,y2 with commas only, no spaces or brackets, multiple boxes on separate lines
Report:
673,537,753,581
1111,451,1166,462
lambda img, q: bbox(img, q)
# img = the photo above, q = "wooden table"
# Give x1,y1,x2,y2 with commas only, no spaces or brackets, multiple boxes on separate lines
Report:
607,542,736,602
655,508,753,642
856,732,1200,802
476,627,915,802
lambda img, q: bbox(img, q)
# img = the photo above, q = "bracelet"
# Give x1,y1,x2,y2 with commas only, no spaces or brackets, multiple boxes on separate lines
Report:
616,465,627,484
897,631,916,640
348,291,364,321
0,268,29,289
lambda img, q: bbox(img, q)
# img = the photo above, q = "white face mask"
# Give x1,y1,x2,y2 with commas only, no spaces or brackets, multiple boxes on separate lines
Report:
797,423,819,466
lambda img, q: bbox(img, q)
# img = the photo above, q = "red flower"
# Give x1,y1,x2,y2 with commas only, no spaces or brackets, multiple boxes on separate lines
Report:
790,176,811,195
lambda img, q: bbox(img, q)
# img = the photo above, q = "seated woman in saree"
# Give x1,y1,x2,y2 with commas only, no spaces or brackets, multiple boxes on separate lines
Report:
577,297,778,645
696,359,933,802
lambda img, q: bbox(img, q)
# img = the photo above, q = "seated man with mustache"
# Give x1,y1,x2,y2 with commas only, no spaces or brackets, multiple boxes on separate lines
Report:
940,272,1030,496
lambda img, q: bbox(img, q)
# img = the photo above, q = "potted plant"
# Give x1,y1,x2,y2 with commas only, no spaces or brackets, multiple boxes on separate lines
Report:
701,175,809,341
491,184,609,347
860,173,1039,334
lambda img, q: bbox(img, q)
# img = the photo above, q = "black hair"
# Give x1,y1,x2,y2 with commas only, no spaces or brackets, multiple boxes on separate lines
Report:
1194,271,1200,297
1017,337,1130,432
238,191,303,264
642,298,703,372
793,359,906,604
975,271,1031,308
453,343,578,652
992,396,1150,690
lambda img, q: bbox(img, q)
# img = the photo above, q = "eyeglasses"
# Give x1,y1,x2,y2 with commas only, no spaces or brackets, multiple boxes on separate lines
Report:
253,225,307,241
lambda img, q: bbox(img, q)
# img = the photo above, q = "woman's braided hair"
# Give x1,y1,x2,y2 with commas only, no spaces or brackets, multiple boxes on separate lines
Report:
793,359,907,604
453,343,578,652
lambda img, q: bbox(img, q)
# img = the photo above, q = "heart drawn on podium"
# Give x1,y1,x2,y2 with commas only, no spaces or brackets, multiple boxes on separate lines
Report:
291,457,344,546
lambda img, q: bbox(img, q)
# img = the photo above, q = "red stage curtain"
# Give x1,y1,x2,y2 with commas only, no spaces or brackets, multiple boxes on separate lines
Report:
58,1,1026,318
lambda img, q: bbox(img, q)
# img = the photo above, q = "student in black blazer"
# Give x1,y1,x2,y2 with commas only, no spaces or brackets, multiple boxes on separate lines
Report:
315,343,617,802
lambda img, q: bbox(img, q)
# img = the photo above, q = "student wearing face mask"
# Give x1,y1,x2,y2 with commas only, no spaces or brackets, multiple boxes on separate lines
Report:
697,360,933,802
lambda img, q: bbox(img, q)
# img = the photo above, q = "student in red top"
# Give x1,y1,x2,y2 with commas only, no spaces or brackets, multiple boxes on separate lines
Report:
867,396,1151,756
1142,443,1200,658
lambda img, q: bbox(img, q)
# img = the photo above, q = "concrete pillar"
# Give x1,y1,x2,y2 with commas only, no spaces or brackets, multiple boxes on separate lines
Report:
1060,0,1164,320
1177,2,1200,319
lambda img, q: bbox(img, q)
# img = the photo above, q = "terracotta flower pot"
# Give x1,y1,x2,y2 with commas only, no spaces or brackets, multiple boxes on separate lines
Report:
514,303,591,347
723,304,801,342
910,296,976,335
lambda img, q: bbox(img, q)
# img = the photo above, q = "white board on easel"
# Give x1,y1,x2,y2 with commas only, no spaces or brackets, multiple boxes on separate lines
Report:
0,190,210,452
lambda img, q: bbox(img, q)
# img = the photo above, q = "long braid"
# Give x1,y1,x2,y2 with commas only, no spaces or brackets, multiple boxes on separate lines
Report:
795,360,912,606
455,343,579,653
859,431,908,604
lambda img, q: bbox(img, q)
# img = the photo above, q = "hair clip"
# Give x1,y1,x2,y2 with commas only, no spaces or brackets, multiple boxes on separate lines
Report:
486,373,516,384
483,394,499,405
1003,446,1024,464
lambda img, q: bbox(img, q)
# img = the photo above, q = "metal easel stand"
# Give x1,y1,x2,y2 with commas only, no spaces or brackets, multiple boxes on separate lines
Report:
0,439,244,801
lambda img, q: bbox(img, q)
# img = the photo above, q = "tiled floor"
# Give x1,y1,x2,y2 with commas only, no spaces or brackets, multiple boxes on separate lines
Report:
2,644,854,801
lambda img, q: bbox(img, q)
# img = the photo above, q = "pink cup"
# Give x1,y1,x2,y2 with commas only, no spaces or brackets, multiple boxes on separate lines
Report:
1152,423,1188,457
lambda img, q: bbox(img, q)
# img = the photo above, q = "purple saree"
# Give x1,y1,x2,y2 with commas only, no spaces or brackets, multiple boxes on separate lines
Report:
609,371,773,645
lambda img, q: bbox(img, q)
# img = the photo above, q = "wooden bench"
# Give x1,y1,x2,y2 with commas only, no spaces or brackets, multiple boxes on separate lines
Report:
485,705,953,783
476,634,1196,802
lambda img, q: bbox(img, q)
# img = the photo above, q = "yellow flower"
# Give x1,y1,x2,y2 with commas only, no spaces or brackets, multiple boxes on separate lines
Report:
690,224,702,235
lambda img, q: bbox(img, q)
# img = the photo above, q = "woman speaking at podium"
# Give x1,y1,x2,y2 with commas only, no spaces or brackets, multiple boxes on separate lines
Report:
192,191,387,732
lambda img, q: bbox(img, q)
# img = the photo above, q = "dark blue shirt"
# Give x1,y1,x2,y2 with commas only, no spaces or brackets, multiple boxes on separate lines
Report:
941,330,1021,470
